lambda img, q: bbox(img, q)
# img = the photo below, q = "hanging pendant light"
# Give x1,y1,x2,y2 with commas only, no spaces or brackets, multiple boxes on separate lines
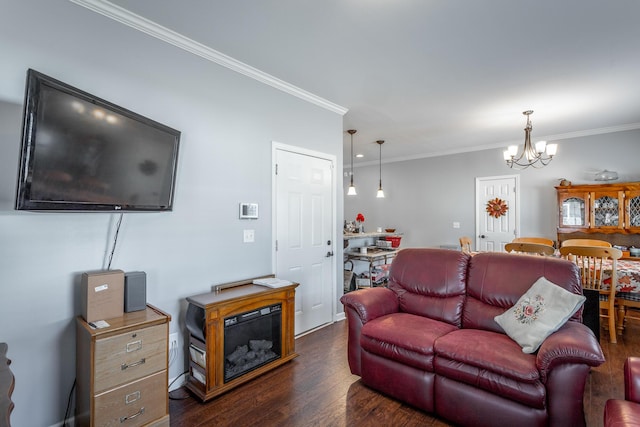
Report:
503,110,557,169
376,140,385,198
347,130,357,195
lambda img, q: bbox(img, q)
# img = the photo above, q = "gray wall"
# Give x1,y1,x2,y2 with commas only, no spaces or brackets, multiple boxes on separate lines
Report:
0,2,343,426
345,130,640,249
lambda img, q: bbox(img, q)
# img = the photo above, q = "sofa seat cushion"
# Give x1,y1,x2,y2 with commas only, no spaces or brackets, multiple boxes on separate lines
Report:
361,312,458,371
434,329,546,409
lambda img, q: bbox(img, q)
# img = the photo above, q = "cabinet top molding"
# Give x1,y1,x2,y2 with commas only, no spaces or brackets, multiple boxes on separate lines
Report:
556,181,640,191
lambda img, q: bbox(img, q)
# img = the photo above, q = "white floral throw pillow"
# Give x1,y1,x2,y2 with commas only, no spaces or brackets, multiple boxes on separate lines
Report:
494,276,586,353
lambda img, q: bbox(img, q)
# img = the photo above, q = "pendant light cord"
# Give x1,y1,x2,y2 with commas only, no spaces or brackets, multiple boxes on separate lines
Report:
350,133,354,183
347,130,357,195
379,142,382,187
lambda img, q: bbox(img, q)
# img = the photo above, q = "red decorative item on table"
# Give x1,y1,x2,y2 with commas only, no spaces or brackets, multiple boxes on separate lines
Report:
356,213,365,222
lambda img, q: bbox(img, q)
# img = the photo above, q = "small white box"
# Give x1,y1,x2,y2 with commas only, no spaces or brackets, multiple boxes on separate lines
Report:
239,202,258,219
356,277,371,288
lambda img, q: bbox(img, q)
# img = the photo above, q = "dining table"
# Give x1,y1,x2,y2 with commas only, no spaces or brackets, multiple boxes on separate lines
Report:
566,257,640,342
600,258,640,293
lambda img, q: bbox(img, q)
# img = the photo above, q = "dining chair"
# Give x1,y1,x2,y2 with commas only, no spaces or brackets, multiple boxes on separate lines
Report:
559,245,623,344
616,293,640,335
561,238,612,247
459,236,472,254
505,242,555,256
513,237,555,247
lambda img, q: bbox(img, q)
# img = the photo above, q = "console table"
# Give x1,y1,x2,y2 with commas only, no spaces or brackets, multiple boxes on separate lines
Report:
346,248,399,288
185,278,298,402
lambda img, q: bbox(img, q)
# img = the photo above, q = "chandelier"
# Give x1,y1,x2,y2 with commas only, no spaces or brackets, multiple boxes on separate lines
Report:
504,110,557,169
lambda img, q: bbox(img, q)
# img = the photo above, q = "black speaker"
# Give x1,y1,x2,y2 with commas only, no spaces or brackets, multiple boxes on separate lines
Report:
124,271,147,312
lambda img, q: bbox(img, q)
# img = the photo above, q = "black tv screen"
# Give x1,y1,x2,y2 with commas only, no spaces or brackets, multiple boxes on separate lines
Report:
15,69,180,211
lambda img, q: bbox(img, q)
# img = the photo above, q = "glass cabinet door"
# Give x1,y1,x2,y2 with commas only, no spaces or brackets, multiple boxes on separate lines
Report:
558,192,589,228
626,190,640,231
591,191,624,229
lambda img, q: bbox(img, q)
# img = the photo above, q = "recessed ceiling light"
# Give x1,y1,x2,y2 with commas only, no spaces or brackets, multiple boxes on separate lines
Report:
356,154,364,158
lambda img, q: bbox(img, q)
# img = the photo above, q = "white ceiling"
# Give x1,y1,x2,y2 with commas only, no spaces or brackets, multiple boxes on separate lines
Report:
103,0,640,166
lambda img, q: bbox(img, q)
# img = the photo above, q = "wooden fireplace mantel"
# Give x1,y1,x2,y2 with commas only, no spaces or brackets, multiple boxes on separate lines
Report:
185,278,298,402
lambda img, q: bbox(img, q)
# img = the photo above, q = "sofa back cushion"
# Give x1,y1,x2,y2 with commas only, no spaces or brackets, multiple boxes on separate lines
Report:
464,252,582,333
388,248,470,327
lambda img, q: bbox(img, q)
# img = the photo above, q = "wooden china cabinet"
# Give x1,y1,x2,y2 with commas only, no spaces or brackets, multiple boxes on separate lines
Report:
556,182,640,256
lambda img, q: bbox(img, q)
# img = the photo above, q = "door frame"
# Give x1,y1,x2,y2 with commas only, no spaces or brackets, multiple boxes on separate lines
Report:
271,141,338,325
475,174,520,251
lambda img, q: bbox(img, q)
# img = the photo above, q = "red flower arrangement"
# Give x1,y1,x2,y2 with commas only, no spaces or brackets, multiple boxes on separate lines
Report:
356,213,365,223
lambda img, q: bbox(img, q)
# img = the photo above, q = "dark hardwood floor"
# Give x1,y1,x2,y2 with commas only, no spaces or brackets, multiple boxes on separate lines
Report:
169,319,640,427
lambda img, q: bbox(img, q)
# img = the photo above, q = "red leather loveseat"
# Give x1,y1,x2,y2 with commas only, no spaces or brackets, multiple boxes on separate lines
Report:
604,357,640,426
340,248,605,427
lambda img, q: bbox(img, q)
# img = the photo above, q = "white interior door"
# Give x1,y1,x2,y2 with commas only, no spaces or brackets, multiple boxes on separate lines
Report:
475,175,519,252
274,145,334,335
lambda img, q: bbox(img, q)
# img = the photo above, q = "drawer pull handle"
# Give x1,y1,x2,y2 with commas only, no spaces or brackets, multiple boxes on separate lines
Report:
126,340,142,352
125,391,141,404
121,358,146,370
120,407,145,423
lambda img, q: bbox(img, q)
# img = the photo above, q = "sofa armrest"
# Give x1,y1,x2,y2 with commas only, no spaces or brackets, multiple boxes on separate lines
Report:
340,287,399,324
340,287,399,376
625,357,640,403
536,321,605,382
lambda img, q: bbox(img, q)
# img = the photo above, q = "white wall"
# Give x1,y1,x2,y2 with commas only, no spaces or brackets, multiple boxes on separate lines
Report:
0,2,343,426
345,130,640,249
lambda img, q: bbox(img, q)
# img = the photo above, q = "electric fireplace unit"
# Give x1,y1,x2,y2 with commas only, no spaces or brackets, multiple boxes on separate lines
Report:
185,278,298,402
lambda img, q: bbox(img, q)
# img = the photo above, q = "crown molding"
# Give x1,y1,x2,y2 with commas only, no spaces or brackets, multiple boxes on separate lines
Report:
68,0,348,115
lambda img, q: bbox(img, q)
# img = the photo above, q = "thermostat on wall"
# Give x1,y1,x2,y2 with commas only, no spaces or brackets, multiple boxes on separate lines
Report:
239,203,258,219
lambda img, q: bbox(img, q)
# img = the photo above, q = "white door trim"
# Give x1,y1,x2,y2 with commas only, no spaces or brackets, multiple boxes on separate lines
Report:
475,174,520,250
271,141,338,323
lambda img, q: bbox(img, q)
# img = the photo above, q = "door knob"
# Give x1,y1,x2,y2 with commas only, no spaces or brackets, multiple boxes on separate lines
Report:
480,235,486,239
326,251,334,257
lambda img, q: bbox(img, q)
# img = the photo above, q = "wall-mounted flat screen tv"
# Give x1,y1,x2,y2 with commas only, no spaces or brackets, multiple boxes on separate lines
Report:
15,69,180,211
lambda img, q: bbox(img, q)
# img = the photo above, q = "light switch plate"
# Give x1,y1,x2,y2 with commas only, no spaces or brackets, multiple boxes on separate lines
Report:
243,229,255,243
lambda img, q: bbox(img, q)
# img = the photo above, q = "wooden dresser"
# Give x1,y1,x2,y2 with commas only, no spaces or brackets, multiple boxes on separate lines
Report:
76,305,170,427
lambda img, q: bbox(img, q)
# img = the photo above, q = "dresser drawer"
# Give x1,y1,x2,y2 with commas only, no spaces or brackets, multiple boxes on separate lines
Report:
94,324,167,393
94,371,167,427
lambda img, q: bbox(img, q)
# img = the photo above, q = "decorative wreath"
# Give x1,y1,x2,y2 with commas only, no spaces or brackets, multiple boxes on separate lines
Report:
486,198,509,218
